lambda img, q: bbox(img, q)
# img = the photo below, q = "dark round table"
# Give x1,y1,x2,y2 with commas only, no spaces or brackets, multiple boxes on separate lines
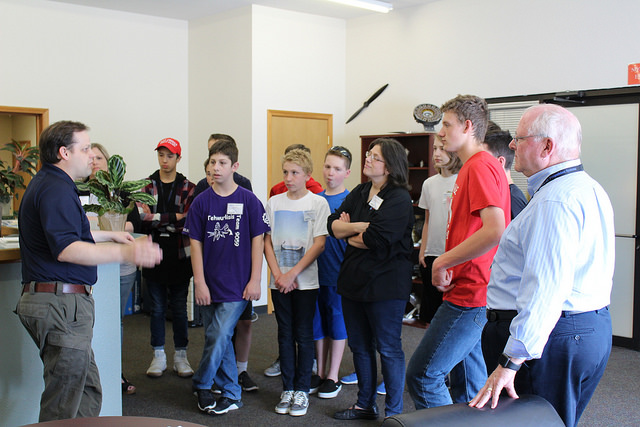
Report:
21,416,207,427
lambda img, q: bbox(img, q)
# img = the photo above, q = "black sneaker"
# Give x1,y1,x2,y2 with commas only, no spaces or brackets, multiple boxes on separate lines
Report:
211,396,243,415
211,382,222,395
318,379,342,399
309,374,323,394
238,371,259,392
196,389,216,413
334,404,378,420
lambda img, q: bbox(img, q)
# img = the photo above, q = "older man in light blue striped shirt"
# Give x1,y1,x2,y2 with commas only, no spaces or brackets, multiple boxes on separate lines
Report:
469,104,614,427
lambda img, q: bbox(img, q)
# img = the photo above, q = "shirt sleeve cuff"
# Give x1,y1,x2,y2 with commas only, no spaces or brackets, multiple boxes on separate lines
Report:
504,336,532,360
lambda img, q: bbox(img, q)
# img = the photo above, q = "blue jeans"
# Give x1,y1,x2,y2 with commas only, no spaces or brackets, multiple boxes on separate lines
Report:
119,271,137,345
147,279,189,349
119,272,137,318
483,307,611,427
192,300,248,400
406,301,487,409
313,285,348,341
271,289,318,392
342,297,406,417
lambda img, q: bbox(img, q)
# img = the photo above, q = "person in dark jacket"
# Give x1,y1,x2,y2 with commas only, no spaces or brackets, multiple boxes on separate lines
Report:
137,137,196,379
328,138,414,420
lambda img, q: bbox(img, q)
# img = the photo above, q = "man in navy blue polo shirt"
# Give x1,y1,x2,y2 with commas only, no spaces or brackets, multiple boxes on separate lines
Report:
16,120,162,422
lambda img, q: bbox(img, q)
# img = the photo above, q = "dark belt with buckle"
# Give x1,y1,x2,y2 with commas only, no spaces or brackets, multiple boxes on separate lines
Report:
486,309,518,322
22,282,92,295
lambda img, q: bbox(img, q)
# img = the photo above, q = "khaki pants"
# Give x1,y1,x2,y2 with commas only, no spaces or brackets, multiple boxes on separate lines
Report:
16,291,102,422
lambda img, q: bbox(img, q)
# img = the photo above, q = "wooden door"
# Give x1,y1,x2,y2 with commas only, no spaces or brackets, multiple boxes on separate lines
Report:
267,110,332,196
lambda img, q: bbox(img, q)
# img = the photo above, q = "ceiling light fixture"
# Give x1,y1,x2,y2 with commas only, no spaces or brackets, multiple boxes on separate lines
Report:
326,0,393,14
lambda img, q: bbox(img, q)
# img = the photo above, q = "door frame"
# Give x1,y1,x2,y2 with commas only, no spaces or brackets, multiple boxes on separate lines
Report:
0,105,49,213
0,105,49,141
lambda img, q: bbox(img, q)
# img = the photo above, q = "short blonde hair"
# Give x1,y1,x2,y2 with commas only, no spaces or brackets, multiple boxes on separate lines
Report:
282,148,313,175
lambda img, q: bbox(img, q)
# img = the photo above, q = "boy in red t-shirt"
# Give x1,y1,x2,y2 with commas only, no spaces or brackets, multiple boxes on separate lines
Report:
406,95,510,410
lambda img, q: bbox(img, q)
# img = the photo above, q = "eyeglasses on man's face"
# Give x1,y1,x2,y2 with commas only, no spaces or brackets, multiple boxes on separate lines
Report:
329,146,352,161
511,134,547,146
365,150,385,163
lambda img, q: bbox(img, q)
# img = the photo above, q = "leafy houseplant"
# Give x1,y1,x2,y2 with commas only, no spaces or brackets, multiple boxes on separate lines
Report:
76,154,156,231
0,140,39,217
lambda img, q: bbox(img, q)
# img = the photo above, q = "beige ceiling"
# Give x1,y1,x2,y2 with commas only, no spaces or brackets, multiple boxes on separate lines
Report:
46,0,431,20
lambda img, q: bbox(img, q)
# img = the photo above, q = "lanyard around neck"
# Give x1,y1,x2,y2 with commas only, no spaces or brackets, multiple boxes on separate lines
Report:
532,164,584,199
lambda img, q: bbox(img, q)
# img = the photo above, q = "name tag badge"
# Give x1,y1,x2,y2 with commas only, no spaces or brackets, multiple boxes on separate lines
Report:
369,195,384,210
303,210,316,222
227,203,244,215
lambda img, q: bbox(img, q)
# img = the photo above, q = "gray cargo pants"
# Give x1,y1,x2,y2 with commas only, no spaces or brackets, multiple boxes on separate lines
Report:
16,290,102,421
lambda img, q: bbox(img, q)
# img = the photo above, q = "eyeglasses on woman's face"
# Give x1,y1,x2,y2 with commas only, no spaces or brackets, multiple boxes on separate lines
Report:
365,150,385,164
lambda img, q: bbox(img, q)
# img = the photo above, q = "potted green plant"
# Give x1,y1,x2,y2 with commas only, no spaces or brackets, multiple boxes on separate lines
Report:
0,140,39,218
76,154,156,231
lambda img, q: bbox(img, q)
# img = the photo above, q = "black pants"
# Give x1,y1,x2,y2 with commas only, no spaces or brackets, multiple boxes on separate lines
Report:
418,256,442,322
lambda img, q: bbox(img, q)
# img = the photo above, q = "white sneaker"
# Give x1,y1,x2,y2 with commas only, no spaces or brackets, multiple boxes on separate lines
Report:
289,391,309,416
275,390,294,414
264,359,281,377
146,349,167,377
173,349,194,377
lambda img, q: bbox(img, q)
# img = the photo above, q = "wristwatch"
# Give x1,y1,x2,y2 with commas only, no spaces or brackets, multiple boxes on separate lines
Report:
498,353,522,371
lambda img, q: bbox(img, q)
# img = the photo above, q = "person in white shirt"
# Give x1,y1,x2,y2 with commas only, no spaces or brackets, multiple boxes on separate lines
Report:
416,136,461,323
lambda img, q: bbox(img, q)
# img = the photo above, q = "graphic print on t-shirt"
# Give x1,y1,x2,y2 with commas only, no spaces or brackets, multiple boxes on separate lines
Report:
207,207,244,247
273,210,309,267
208,222,233,241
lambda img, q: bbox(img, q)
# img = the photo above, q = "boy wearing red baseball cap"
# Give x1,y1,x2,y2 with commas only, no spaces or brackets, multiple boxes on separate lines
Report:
137,138,196,379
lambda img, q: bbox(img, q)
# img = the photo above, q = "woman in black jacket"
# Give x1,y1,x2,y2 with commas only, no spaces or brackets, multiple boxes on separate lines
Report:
328,138,414,420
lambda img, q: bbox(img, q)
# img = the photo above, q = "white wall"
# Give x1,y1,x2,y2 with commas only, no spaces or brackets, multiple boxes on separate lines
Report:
251,5,346,197
188,7,253,182
342,0,640,188
3,0,638,192
249,5,346,306
0,0,189,181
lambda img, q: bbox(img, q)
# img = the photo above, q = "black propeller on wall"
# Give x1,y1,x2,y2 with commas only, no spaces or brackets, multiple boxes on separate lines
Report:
346,83,389,124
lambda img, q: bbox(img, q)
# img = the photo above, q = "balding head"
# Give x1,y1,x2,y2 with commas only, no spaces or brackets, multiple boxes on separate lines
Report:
522,104,582,161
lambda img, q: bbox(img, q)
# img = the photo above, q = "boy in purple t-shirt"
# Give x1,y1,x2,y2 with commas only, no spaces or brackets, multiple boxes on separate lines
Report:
184,140,270,416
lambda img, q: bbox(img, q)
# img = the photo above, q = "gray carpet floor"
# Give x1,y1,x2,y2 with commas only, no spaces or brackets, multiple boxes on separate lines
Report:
121,311,640,426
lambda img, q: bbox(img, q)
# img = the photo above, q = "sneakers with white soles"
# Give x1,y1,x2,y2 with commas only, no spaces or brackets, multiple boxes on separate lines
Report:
340,372,357,385
275,390,294,414
173,349,194,377
318,379,342,399
289,391,309,416
264,359,281,377
196,389,216,413
211,396,242,415
146,349,167,377
238,371,258,391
